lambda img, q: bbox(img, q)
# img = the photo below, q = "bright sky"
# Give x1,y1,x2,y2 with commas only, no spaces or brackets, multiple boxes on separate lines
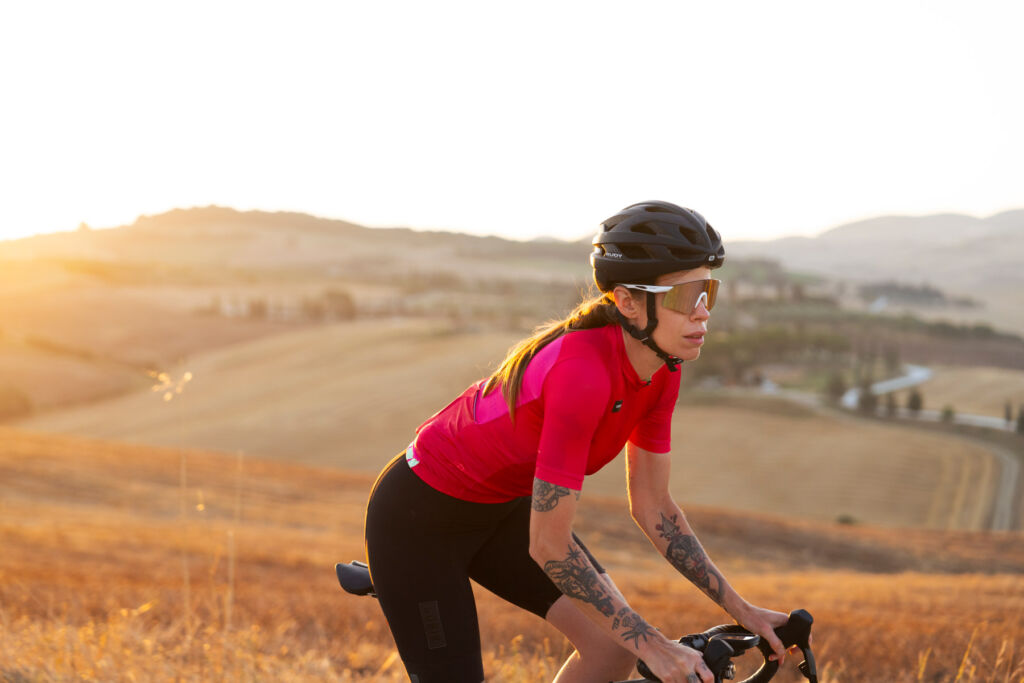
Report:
1,1,1021,244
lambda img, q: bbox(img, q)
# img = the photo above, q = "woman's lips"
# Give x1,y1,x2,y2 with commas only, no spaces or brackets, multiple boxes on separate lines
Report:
684,332,705,346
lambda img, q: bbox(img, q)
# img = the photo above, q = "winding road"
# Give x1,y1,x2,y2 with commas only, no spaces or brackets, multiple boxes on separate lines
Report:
767,364,1021,531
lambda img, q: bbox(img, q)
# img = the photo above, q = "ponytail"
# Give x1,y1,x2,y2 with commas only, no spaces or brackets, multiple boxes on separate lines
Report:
482,292,619,420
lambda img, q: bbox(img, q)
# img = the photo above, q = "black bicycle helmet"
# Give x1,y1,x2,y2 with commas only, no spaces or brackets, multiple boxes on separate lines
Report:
591,200,725,292
590,201,725,372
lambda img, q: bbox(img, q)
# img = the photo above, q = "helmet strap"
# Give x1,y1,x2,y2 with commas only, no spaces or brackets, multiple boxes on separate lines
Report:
613,293,683,373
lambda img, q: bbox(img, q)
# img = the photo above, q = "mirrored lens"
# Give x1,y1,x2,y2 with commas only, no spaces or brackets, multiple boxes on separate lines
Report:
662,279,719,314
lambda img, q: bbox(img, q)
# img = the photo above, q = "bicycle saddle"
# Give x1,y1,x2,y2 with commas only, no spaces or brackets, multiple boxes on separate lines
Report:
336,560,376,597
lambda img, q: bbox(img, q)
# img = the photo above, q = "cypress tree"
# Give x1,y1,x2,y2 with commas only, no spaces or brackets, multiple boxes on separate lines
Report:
858,381,878,415
825,371,846,405
908,389,923,416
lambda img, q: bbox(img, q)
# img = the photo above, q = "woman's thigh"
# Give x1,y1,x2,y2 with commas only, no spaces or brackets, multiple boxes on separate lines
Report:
544,571,638,677
467,496,606,619
364,455,513,682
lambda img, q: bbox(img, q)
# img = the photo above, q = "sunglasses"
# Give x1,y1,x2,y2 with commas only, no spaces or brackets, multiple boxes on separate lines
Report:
621,279,720,314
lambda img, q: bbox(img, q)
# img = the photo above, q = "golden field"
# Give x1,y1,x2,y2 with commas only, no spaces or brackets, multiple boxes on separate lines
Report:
1,427,1022,682
15,320,1009,531
595,396,1003,530
912,366,1024,419
2,213,1024,682
13,319,520,465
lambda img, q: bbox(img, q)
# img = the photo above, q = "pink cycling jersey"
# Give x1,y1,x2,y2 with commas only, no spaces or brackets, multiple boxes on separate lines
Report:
408,324,681,503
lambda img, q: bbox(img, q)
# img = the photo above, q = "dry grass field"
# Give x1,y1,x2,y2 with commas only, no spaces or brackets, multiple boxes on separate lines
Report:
15,319,521,465
644,399,1000,530
18,319,1007,531
911,366,1024,419
4,206,1023,681
1,427,1022,682
0,264,300,414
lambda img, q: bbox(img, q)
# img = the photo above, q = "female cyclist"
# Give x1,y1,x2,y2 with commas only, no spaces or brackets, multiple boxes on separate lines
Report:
364,201,794,683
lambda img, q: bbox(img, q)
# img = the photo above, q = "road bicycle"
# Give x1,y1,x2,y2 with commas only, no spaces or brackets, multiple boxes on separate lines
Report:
336,560,818,683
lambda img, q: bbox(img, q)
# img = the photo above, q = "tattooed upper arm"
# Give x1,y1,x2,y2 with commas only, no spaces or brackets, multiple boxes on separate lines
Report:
532,478,581,512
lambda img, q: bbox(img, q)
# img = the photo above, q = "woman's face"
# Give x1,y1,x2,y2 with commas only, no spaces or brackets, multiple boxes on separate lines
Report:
644,266,714,362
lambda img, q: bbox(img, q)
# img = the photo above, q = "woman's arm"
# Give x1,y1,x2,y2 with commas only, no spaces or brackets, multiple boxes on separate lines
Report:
625,443,790,662
529,477,713,681
529,477,656,645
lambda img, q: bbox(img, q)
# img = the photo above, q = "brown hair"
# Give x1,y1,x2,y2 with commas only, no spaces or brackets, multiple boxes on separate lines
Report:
482,291,623,420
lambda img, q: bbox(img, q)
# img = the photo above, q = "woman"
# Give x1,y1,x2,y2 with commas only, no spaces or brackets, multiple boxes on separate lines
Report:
364,201,794,683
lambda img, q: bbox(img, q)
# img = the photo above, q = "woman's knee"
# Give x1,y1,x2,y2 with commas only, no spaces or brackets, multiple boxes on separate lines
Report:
588,643,638,673
546,596,637,668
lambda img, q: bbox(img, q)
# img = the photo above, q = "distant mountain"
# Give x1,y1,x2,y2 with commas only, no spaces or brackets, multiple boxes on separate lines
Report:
4,205,1020,333
727,208,1024,335
0,205,592,282
727,209,1023,284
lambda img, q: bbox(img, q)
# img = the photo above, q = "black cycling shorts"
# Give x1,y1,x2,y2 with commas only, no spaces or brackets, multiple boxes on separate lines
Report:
364,452,603,683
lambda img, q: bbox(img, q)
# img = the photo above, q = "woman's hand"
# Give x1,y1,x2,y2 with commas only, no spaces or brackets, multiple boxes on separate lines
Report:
734,603,794,665
639,637,716,683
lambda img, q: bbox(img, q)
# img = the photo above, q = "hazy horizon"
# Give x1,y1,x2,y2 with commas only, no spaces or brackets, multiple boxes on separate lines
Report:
2,202,1022,248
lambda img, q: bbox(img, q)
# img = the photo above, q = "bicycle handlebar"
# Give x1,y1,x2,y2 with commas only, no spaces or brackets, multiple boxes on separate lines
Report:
335,561,816,683
632,609,816,683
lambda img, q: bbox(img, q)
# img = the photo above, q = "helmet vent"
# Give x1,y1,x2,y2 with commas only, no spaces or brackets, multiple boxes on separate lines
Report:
677,225,702,241
630,225,657,235
669,247,696,260
619,245,649,259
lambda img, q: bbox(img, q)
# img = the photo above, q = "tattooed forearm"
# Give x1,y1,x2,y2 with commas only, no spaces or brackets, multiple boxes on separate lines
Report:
532,478,580,512
612,606,656,647
544,543,656,649
543,544,615,616
656,513,726,604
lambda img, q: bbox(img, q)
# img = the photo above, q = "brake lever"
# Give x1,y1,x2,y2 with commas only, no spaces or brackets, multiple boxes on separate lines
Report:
773,609,816,683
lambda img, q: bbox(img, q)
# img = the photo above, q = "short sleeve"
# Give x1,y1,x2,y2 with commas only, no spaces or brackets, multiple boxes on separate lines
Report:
534,357,611,490
628,368,681,453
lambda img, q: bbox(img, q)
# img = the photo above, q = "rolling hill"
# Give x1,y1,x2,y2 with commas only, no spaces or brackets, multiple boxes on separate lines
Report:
15,318,1009,531
0,206,591,281
727,208,1024,334
2,205,1021,532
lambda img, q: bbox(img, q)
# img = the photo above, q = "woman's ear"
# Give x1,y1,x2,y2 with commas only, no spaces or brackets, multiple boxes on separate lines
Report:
612,286,644,322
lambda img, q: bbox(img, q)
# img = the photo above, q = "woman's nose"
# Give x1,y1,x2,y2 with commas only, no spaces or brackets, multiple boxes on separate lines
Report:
691,300,711,320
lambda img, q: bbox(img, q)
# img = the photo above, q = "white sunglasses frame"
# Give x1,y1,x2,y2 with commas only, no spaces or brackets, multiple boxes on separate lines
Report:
618,279,719,314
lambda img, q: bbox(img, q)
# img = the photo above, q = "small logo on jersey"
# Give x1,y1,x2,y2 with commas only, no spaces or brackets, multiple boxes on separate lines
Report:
612,400,623,413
